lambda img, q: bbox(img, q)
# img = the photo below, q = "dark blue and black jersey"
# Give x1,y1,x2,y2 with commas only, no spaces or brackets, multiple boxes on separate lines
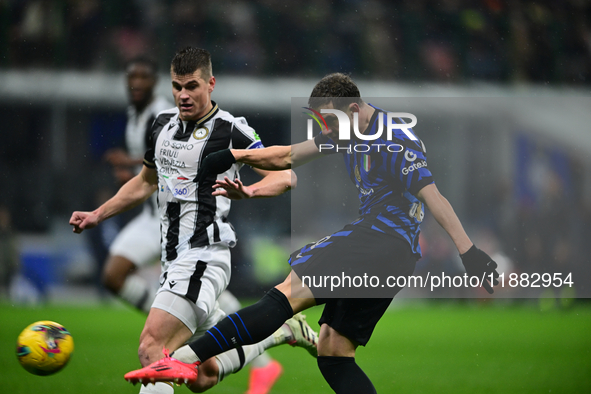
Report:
319,105,433,257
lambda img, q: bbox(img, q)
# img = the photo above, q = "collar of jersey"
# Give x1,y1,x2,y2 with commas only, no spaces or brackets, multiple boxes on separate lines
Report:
173,101,219,141
194,101,219,125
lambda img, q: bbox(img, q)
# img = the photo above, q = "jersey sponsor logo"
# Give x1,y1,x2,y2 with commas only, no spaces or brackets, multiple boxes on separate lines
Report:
173,185,189,197
409,201,424,222
163,140,195,150
404,150,417,162
192,126,209,140
160,166,180,175
401,160,427,175
160,148,179,158
159,157,187,168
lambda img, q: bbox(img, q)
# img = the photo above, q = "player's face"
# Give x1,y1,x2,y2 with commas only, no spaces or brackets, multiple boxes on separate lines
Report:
171,69,215,121
127,63,156,109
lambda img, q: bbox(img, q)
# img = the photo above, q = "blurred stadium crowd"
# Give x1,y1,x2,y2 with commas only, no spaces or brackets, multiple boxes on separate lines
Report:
2,0,591,83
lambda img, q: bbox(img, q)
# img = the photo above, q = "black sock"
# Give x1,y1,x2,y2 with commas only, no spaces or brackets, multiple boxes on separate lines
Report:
317,356,377,394
189,288,293,361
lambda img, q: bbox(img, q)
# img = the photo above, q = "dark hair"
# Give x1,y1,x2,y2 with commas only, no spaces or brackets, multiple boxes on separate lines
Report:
308,73,363,110
171,47,212,77
126,56,158,75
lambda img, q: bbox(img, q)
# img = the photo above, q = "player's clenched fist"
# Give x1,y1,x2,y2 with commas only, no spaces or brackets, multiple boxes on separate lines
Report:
69,211,99,234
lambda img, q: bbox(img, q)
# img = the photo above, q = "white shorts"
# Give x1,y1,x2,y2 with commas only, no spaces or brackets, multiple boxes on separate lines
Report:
153,244,231,333
152,290,227,334
109,209,160,267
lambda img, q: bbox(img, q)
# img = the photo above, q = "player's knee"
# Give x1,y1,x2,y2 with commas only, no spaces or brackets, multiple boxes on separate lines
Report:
138,330,161,366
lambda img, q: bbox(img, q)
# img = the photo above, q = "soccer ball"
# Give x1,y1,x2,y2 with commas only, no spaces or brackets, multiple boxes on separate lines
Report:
16,321,74,376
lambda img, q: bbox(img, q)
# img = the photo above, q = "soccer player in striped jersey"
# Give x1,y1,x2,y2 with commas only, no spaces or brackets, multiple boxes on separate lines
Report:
71,47,318,394
100,56,284,394
125,73,500,393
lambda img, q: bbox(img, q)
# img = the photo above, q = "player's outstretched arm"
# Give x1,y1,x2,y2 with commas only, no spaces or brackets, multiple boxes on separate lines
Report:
235,139,323,169
417,183,499,293
69,166,158,234
212,169,295,199
197,139,322,183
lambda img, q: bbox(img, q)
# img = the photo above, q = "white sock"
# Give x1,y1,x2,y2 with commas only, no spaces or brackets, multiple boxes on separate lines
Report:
171,345,200,363
215,333,280,381
138,382,174,394
120,275,155,314
249,351,273,369
172,324,289,370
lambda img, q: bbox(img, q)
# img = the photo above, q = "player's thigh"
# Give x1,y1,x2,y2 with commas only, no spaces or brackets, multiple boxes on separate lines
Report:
275,271,317,313
155,245,231,333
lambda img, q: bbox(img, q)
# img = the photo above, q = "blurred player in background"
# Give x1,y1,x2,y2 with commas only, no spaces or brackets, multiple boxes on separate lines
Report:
71,47,317,394
126,73,500,393
101,56,171,313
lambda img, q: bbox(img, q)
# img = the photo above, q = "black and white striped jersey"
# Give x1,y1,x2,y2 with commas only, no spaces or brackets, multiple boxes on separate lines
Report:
126,96,172,166
143,101,264,262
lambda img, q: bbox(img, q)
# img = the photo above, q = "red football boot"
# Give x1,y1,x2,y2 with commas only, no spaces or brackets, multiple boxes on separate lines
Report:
124,348,199,387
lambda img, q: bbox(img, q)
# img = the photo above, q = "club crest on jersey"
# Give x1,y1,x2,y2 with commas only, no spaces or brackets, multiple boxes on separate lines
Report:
193,126,209,140
355,165,361,182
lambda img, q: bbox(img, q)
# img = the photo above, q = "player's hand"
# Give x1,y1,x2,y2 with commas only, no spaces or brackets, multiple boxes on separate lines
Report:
69,211,99,234
212,176,254,200
460,245,500,294
196,149,236,183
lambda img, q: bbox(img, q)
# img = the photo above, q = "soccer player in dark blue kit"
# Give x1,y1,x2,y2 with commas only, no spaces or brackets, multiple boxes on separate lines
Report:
126,73,500,393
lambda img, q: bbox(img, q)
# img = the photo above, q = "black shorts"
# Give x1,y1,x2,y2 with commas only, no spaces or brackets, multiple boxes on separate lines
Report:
289,225,417,345
318,297,394,346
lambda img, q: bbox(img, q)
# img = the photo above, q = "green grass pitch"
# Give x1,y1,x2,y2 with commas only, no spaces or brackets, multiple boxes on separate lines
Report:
1,301,590,393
